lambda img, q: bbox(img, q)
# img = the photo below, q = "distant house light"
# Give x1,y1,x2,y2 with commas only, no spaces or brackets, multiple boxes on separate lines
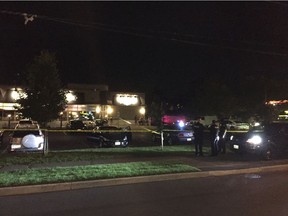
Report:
266,100,288,106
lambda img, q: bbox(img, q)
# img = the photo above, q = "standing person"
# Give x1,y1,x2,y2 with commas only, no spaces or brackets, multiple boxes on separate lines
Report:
193,118,205,156
209,120,219,156
147,116,152,126
218,121,227,154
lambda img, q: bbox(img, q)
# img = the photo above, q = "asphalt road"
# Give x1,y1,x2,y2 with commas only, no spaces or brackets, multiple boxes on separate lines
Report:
1,170,287,216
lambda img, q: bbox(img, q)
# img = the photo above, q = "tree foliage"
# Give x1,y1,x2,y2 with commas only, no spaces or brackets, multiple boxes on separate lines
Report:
16,50,67,126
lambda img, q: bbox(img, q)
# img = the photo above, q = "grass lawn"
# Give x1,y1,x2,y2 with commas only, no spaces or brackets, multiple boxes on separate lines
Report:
0,146,206,187
0,161,200,187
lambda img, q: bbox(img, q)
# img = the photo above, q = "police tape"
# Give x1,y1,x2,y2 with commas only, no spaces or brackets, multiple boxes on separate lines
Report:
0,128,152,133
0,128,249,133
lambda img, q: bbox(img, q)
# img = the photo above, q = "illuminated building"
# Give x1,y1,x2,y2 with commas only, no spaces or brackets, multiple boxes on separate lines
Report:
0,84,146,125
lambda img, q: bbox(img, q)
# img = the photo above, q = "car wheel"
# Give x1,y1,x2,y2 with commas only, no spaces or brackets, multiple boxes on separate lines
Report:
121,142,129,148
263,148,272,160
86,137,97,147
99,139,104,148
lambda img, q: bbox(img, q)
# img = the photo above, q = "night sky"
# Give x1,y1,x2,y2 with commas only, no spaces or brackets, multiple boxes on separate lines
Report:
1,1,288,106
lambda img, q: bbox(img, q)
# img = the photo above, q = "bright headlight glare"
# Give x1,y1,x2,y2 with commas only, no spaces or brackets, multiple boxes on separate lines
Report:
178,120,185,128
247,135,262,145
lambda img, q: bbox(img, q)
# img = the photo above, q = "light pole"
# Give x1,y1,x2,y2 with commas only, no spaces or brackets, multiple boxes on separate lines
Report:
60,112,63,129
7,114,11,129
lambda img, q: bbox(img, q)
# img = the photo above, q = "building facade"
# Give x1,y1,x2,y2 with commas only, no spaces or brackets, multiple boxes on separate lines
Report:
0,84,146,127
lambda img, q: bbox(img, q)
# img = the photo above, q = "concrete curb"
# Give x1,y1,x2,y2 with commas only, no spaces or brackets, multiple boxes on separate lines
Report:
1,163,288,196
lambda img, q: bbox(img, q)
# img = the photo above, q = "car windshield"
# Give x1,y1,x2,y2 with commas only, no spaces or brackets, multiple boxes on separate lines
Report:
98,126,120,131
235,121,246,123
12,130,41,137
163,125,192,131
19,120,33,124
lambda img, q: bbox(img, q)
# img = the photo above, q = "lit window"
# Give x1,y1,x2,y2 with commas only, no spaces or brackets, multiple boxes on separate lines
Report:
116,94,139,106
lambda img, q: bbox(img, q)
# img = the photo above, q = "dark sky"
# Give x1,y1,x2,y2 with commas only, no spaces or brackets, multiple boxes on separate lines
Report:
1,1,288,104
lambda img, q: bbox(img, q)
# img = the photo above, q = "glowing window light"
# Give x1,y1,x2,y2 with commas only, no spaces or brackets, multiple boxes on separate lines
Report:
107,107,113,114
71,112,78,118
0,103,18,110
116,94,139,106
139,107,145,115
66,92,77,102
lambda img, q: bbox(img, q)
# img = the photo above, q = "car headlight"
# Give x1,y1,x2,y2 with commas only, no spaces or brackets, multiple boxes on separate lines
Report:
177,120,185,128
247,135,262,145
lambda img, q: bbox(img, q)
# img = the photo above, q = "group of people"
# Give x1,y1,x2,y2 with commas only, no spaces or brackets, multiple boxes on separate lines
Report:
192,118,227,157
209,120,227,156
134,115,152,126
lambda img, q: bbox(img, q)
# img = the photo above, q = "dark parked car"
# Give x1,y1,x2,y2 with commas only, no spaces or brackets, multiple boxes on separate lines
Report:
86,125,131,147
151,124,194,145
229,121,288,160
66,120,88,130
95,118,108,126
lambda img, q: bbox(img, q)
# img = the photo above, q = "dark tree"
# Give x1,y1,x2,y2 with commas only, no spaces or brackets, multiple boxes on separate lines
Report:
16,50,67,126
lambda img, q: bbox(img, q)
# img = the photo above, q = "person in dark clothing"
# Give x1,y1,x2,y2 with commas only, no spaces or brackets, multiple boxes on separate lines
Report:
217,121,227,154
193,118,205,156
125,126,132,143
209,120,219,156
134,115,138,125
